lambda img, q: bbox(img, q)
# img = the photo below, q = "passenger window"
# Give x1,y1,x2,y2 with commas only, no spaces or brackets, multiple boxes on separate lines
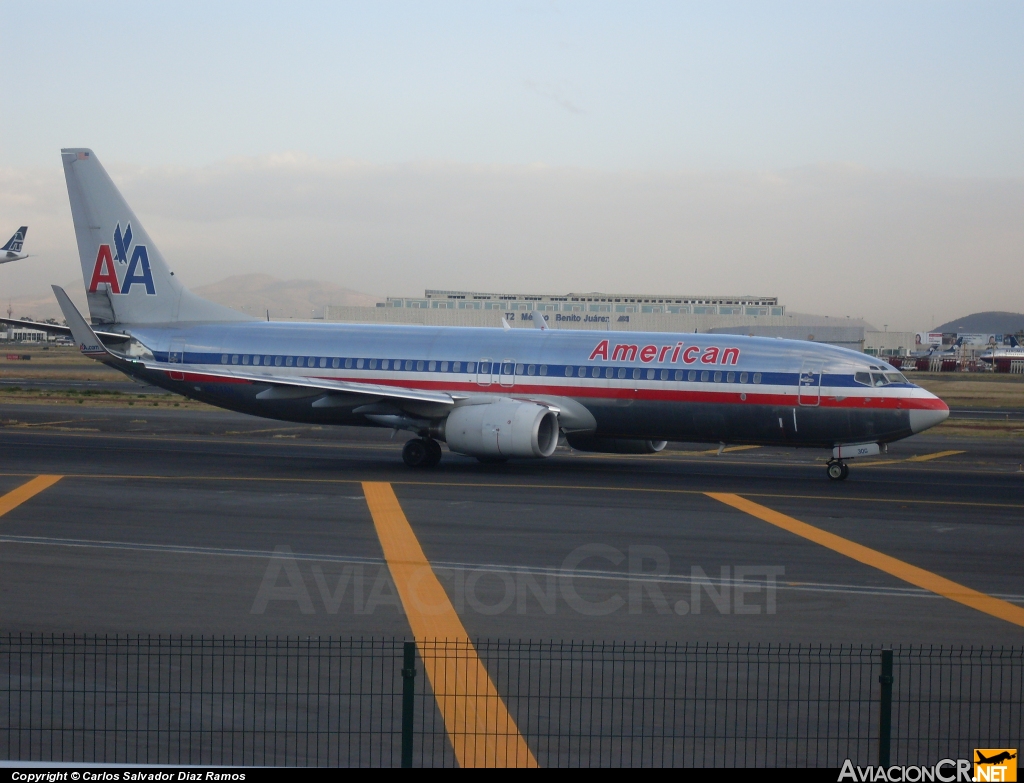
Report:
285,356,294,367
319,357,326,368
253,355,261,365
506,363,516,375
605,367,614,379
242,355,250,365
231,355,239,364
482,362,492,374
632,368,641,380
688,370,696,381
332,358,339,369
539,365,548,376
221,354,229,364
727,372,734,383
871,373,890,387
296,357,305,367
405,360,413,371
675,370,683,381
528,365,536,376
518,364,527,375
753,373,761,384
565,366,573,377
646,369,655,380
342,358,350,369
578,366,587,377
382,360,389,370
428,361,436,372
591,367,600,378
701,371,709,382
739,372,748,383
466,362,475,373
441,361,448,372
370,359,378,369
618,368,627,379
714,371,722,382
854,372,870,385
274,356,283,367
417,361,425,372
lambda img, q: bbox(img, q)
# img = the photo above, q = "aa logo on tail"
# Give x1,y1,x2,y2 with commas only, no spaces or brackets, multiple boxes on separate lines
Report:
88,222,156,295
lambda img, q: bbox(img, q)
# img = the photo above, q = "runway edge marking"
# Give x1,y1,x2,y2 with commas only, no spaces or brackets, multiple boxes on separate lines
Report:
361,481,538,769
706,492,1024,629
0,475,62,518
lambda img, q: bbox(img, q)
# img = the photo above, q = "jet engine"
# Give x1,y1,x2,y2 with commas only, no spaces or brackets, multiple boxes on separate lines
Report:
441,400,559,459
565,433,668,454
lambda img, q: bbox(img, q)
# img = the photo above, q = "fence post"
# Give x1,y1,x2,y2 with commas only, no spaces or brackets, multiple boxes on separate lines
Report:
401,641,416,768
878,648,893,767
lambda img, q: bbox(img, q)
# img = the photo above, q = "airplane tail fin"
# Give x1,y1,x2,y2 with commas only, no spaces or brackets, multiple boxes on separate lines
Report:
1009,335,1021,348
1,227,27,253
60,149,250,326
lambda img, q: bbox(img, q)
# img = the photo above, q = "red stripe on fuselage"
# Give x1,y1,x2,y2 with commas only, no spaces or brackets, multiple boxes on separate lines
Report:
307,375,948,411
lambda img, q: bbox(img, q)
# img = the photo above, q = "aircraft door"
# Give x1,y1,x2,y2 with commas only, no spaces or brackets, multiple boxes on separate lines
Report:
798,361,822,406
477,358,492,386
500,359,516,388
168,336,185,364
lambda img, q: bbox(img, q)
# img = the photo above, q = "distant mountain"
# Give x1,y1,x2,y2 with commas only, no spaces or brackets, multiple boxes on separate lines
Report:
192,274,380,319
2,274,380,322
933,311,1024,334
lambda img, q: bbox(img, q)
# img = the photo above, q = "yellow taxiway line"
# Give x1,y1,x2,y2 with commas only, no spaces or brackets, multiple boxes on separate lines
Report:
858,449,966,467
0,475,62,517
905,450,966,463
707,492,1024,628
362,481,537,768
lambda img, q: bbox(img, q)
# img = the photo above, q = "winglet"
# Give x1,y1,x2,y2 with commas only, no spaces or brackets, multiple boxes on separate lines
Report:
52,285,110,358
532,312,549,331
501,317,512,331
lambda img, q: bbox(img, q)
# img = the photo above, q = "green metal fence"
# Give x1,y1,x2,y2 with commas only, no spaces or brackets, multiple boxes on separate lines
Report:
1,635,1020,767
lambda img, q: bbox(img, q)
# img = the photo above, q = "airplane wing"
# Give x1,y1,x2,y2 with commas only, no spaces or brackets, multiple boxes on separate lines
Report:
51,285,457,408
0,316,128,343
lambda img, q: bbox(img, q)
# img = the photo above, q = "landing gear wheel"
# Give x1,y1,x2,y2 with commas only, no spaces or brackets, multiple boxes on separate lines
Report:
827,460,848,481
424,438,443,467
403,438,443,468
402,438,429,468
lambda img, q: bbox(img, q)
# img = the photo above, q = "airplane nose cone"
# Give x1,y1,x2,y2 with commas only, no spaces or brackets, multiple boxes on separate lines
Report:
909,400,950,433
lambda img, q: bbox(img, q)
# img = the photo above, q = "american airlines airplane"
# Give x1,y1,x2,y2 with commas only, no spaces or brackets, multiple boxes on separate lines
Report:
45,149,949,481
1,226,29,263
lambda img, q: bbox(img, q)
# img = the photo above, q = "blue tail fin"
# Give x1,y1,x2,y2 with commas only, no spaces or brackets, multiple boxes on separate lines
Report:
1,227,27,252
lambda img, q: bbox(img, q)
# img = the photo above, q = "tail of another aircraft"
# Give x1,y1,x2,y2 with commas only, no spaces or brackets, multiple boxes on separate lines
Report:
1,227,27,254
60,149,250,326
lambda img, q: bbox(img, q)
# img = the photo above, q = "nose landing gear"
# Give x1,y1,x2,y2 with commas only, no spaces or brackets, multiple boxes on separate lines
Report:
826,460,849,481
402,438,443,468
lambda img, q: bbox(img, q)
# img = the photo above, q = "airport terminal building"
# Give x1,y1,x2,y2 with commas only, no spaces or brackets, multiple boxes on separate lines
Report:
324,288,911,354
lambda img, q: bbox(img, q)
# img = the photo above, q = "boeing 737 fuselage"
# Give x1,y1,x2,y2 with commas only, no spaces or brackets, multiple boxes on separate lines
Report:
47,149,949,480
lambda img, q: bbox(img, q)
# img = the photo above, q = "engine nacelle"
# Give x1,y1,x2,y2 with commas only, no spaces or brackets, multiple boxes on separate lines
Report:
565,433,668,454
442,400,559,459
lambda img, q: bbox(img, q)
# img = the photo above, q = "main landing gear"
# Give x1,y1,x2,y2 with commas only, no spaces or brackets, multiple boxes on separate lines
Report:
826,460,849,481
402,438,443,469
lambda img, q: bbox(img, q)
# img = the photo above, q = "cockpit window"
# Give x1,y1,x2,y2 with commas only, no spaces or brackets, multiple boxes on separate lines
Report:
885,372,908,384
854,371,871,386
870,373,890,387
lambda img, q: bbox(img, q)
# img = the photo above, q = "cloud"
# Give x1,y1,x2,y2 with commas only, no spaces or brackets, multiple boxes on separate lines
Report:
524,80,586,115
1,155,1021,331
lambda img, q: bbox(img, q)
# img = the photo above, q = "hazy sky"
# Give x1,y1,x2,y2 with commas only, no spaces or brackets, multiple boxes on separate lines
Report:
1,2,1022,330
